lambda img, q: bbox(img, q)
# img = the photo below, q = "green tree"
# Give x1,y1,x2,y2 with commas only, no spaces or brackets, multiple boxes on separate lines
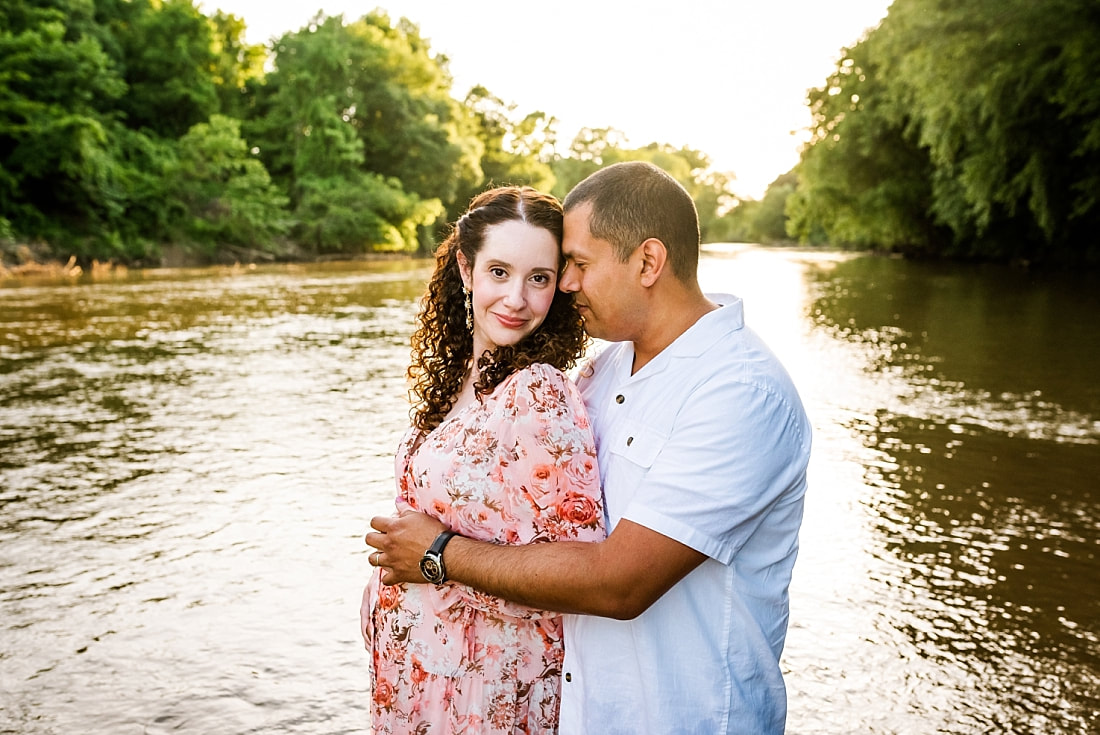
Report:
691,169,740,242
549,126,631,199
715,199,757,243
752,172,796,244
880,0,1099,261
295,173,443,254
707,173,795,245
166,114,289,255
792,0,1100,263
786,36,942,252
458,86,555,201
290,98,441,253
207,10,267,121
246,12,476,252
0,0,128,249
548,129,739,243
0,0,254,262
252,12,479,208
96,0,219,138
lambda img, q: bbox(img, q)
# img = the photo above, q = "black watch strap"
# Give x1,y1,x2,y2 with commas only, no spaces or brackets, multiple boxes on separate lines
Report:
420,530,457,584
429,530,457,557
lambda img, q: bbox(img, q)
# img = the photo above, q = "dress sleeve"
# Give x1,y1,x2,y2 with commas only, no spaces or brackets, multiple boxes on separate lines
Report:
444,363,606,619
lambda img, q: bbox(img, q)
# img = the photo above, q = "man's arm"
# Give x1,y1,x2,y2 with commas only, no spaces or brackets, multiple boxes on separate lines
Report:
367,511,706,619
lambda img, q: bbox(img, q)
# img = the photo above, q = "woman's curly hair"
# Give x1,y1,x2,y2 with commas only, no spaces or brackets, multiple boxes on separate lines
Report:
408,186,588,433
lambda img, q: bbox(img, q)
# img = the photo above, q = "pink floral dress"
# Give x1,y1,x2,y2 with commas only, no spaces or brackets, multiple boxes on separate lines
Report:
361,363,605,734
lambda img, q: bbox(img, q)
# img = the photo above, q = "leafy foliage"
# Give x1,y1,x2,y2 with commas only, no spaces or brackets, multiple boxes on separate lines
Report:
455,86,555,207
790,0,1100,263
0,2,749,266
548,127,739,243
98,0,220,139
167,115,289,254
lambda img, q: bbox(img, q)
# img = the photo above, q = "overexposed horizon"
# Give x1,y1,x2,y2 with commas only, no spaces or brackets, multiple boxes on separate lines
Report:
203,1,892,199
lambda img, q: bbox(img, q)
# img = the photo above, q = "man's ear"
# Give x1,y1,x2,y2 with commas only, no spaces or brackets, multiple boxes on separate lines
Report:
638,238,668,287
456,251,472,290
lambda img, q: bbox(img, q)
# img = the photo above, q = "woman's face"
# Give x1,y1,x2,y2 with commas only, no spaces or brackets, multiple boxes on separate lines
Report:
458,220,560,356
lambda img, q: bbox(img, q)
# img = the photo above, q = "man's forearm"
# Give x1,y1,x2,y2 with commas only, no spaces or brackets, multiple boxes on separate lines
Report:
368,512,703,620
443,535,622,617
368,511,618,615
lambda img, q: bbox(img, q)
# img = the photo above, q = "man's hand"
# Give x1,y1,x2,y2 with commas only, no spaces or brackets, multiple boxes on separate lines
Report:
365,511,448,585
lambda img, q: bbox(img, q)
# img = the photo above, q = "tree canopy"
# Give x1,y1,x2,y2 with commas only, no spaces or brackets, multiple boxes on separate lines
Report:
0,1,738,266
785,0,1100,264
7,0,1089,267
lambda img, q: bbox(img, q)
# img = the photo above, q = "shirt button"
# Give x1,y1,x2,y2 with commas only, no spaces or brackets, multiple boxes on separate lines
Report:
626,436,634,446
565,672,572,682
615,394,625,404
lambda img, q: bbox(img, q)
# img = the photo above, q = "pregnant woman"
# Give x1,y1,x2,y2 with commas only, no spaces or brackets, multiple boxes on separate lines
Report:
361,185,605,734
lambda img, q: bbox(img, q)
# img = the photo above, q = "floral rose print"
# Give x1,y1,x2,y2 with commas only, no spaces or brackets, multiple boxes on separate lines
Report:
556,492,601,528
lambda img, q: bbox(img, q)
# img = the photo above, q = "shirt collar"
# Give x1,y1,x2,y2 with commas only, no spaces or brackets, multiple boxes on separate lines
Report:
622,293,745,379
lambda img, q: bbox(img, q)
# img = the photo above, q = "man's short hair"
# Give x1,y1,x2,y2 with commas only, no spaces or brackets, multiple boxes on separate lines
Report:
563,161,701,281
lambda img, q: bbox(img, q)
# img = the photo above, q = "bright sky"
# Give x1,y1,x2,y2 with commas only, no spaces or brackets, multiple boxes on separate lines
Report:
203,1,892,199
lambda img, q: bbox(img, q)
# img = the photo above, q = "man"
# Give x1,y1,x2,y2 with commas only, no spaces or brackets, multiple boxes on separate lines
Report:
367,161,811,734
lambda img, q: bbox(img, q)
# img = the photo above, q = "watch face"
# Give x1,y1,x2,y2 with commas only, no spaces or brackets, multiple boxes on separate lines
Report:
420,555,443,584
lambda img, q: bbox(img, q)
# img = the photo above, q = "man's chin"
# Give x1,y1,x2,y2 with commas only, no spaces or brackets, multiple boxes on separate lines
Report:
581,322,610,341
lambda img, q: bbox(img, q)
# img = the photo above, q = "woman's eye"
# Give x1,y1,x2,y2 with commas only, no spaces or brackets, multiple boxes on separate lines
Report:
489,267,506,278
531,273,550,285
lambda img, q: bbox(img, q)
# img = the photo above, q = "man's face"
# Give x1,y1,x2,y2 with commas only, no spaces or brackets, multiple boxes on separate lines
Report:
560,203,640,342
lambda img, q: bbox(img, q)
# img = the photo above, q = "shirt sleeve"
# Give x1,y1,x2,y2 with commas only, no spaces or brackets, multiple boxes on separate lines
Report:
621,372,810,567
444,363,606,619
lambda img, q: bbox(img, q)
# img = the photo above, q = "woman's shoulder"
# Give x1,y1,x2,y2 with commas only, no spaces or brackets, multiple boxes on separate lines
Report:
495,363,577,409
522,361,570,380
505,362,571,391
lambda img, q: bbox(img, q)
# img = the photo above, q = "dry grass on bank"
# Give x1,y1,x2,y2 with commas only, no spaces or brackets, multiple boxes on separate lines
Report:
0,246,129,281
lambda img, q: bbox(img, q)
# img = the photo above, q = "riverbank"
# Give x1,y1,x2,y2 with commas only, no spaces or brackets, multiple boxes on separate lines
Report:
0,241,421,282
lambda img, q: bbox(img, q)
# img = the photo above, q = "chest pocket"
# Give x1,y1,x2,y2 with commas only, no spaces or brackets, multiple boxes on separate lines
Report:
607,421,669,470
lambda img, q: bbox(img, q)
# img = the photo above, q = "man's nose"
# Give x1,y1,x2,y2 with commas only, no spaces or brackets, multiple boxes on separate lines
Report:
559,263,579,293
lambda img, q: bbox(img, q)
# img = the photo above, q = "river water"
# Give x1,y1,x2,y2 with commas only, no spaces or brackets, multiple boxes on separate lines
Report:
1,248,1096,734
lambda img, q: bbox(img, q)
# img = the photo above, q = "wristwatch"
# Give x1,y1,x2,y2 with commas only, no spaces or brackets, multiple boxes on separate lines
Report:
419,530,457,585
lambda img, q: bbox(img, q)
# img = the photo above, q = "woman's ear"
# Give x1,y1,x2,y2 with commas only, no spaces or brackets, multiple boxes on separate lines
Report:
456,251,472,290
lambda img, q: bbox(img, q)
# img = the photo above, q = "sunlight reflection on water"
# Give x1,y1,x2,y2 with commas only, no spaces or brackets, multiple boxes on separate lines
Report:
1,252,1096,734
700,245,1099,735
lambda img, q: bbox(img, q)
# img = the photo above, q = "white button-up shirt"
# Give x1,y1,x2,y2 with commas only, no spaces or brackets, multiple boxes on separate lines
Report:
559,295,811,735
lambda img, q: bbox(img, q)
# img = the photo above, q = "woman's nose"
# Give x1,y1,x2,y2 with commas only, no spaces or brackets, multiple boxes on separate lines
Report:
503,280,526,308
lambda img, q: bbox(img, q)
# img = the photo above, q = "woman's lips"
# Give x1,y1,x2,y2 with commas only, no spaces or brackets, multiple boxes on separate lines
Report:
494,313,526,329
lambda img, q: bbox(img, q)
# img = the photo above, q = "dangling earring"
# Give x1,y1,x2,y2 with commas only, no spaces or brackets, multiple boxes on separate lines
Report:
464,287,473,332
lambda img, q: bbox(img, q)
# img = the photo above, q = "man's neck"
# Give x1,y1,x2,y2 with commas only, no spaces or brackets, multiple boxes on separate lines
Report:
631,292,719,374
